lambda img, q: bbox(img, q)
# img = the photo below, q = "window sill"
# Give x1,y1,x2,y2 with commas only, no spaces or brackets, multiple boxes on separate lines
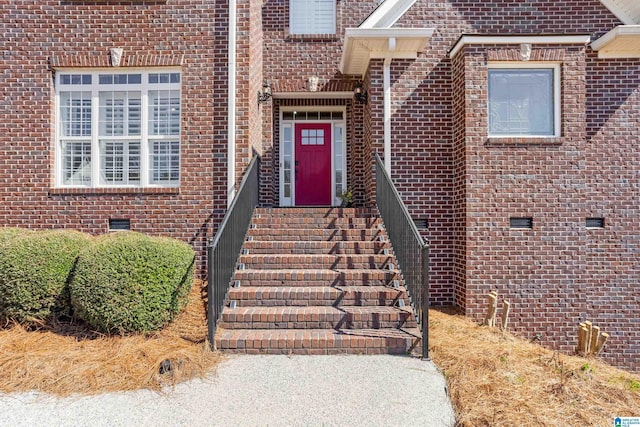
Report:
49,187,180,196
486,136,562,146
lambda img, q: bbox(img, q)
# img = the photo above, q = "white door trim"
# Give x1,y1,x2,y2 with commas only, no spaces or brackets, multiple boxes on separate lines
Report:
279,107,347,207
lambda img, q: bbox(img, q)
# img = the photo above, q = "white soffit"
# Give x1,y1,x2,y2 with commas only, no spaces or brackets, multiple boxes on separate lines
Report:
339,28,434,76
591,25,640,58
449,35,592,58
360,0,418,29
599,0,640,25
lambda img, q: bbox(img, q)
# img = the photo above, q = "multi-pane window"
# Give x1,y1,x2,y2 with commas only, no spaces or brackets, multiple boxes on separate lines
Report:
488,64,560,137
56,70,181,187
300,129,325,145
289,0,336,35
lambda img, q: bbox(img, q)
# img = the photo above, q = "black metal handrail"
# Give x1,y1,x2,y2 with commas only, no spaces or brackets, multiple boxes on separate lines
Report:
207,156,260,348
375,153,430,359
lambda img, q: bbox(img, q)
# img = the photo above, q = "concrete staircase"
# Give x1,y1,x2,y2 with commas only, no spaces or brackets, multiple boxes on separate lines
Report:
214,207,421,355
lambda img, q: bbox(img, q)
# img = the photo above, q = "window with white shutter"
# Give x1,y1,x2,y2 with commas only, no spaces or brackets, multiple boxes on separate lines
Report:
289,0,336,35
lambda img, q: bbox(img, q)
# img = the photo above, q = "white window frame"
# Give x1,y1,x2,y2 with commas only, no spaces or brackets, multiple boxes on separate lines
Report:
55,68,181,188
487,62,561,138
289,0,336,35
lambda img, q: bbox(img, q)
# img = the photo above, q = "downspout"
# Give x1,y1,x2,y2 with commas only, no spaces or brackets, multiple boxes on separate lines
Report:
383,37,396,175
227,0,237,206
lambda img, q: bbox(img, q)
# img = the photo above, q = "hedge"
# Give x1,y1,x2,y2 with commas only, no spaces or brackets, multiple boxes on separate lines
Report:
0,229,90,323
69,231,195,334
0,227,30,246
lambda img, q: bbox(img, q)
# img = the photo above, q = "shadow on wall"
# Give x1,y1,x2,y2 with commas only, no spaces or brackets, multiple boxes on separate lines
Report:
586,57,640,141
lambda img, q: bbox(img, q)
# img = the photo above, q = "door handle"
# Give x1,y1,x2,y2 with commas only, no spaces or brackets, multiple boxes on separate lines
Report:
295,160,299,166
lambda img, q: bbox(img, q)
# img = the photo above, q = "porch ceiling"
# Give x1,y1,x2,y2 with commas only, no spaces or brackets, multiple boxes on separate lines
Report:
591,25,640,58
339,28,434,77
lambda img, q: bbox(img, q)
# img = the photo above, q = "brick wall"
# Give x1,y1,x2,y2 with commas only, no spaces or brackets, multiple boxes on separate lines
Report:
409,1,636,370
260,0,639,370
0,1,229,274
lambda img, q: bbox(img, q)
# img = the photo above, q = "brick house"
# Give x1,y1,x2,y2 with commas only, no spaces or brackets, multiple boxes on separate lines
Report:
1,1,638,370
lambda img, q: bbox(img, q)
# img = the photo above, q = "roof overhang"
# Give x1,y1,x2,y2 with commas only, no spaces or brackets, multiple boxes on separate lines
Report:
359,0,418,29
339,28,434,76
591,25,640,58
449,35,592,58
599,0,640,25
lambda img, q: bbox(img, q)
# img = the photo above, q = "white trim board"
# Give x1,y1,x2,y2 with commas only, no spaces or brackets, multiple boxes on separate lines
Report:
591,25,640,58
359,0,418,29
449,35,592,59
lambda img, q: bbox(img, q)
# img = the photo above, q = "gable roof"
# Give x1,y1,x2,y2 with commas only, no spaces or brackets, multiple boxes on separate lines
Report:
600,0,640,24
359,0,418,29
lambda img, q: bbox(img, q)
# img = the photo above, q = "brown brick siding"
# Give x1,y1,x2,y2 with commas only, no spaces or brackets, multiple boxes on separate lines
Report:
2,0,638,371
260,0,639,370
0,1,230,274
438,6,637,370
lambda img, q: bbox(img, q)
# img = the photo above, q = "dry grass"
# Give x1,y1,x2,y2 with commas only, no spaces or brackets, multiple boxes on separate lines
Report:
1,284,638,426
0,280,222,396
429,308,640,426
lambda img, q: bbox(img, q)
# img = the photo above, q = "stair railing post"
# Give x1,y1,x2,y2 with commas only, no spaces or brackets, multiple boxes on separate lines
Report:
421,244,430,360
207,245,215,347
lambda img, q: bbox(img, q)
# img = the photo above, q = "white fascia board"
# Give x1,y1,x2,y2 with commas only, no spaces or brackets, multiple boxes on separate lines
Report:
591,25,640,57
599,0,638,25
346,27,435,39
449,35,592,59
360,0,418,29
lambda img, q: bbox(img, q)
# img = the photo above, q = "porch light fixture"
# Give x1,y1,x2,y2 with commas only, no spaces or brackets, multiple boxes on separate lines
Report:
353,81,368,104
257,80,272,104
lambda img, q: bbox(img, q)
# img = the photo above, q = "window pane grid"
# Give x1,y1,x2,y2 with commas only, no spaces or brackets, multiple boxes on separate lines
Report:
301,128,324,145
60,92,92,137
149,90,180,136
151,140,180,183
100,141,141,185
99,91,141,137
62,140,92,186
57,71,181,188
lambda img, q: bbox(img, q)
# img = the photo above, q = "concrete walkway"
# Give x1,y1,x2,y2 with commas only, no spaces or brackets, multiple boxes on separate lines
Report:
0,355,455,427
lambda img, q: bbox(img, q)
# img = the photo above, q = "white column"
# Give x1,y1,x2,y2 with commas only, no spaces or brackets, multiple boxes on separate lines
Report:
227,0,237,206
383,37,396,176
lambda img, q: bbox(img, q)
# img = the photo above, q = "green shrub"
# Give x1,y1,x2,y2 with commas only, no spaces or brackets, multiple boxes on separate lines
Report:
0,229,90,324
70,231,195,334
0,227,30,246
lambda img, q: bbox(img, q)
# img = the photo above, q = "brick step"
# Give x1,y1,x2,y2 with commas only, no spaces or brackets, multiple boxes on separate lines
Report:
238,254,397,270
219,306,416,330
215,328,421,355
243,240,390,255
251,216,381,229
227,286,407,307
233,269,399,287
247,228,385,241
255,207,377,218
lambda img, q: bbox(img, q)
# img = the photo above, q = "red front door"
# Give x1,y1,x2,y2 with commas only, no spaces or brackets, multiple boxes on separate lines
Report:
295,123,332,205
